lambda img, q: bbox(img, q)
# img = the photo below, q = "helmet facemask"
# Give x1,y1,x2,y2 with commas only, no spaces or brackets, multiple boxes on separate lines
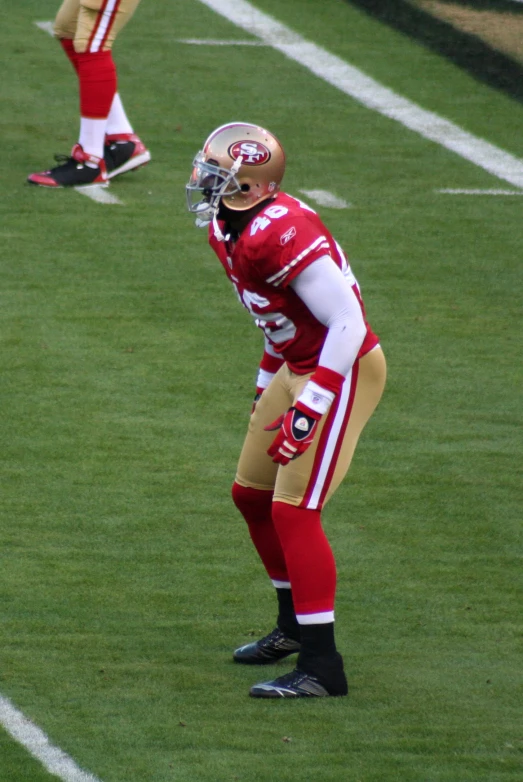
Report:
186,152,244,227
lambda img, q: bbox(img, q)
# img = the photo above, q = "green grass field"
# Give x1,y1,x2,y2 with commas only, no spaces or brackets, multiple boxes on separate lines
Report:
2,1,522,780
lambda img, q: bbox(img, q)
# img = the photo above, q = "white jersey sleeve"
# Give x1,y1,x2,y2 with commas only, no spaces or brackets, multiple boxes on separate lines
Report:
289,255,367,378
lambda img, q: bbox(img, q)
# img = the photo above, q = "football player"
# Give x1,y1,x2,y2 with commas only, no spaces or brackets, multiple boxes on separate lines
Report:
186,123,386,698
28,0,150,188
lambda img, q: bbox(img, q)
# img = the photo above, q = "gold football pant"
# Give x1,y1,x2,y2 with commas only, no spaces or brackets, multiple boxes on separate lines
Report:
54,0,142,52
235,346,387,510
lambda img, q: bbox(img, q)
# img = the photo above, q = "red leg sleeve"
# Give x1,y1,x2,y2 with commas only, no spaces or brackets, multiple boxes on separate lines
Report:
271,501,336,618
231,483,288,582
60,38,79,73
75,50,117,118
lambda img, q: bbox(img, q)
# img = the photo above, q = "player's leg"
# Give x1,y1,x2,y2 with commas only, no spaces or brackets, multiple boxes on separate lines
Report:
54,0,80,67
314,346,388,507
78,0,152,179
28,0,149,187
231,484,301,664
232,366,301,663
250,347,387,698
28,0,109,186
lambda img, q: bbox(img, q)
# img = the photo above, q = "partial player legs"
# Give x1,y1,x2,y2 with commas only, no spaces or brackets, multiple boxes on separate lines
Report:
27,0,150,187
231,489,347,696
231,483,287,583
231,482,301,659
232,349,386,697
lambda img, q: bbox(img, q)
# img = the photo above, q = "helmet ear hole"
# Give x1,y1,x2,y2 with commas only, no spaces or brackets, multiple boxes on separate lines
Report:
240,183,250,192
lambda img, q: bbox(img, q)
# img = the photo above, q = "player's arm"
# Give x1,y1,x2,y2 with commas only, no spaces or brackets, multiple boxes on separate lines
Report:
253,337,284,412
256,337,285,395
293,253,367,391
266,255,366,463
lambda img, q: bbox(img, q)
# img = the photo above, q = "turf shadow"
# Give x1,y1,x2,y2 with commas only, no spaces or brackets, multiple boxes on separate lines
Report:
434,0,523,10
345,0,523,105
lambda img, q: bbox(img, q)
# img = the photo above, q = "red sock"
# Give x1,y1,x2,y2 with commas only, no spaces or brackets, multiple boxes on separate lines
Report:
60,38,79,73
231,483,288,582
75,50,117,118
271,502,336,618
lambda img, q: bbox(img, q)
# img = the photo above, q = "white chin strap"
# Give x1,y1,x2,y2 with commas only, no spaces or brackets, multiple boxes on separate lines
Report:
212,212,229,242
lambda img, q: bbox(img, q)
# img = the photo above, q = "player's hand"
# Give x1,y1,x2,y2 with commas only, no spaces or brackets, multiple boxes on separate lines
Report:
251,386,264,415
265,404,321,465
251,393,261,415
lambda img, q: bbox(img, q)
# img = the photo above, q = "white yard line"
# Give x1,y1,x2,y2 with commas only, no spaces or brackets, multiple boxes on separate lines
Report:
178,38,264,45
299,189,350,208
74,185,124,205
196,0,523,190
0,693,103,782
437,188,523,195
35,20,54,35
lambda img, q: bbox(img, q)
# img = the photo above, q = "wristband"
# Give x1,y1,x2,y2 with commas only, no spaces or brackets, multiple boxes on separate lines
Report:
256,368,276,391
296,366,345,416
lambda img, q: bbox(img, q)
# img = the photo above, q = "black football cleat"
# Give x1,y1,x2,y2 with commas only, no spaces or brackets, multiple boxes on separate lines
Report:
104,133,151,179
250,669,335,698
27,144,108,188
233,627,300,665
250,651,349,698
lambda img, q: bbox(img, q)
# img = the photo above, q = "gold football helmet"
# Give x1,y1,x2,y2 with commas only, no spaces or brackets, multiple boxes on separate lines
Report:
186,122,286,224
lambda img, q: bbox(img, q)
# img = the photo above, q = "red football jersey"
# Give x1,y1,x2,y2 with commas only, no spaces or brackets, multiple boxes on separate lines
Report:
209,192,378,374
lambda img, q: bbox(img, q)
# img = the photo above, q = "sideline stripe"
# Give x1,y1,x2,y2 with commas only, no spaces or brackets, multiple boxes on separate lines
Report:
437,188,523,195
196,0,523,189
0,693,102,782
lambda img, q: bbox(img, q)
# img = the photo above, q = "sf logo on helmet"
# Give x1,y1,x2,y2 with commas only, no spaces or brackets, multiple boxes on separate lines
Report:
228,141,271,165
